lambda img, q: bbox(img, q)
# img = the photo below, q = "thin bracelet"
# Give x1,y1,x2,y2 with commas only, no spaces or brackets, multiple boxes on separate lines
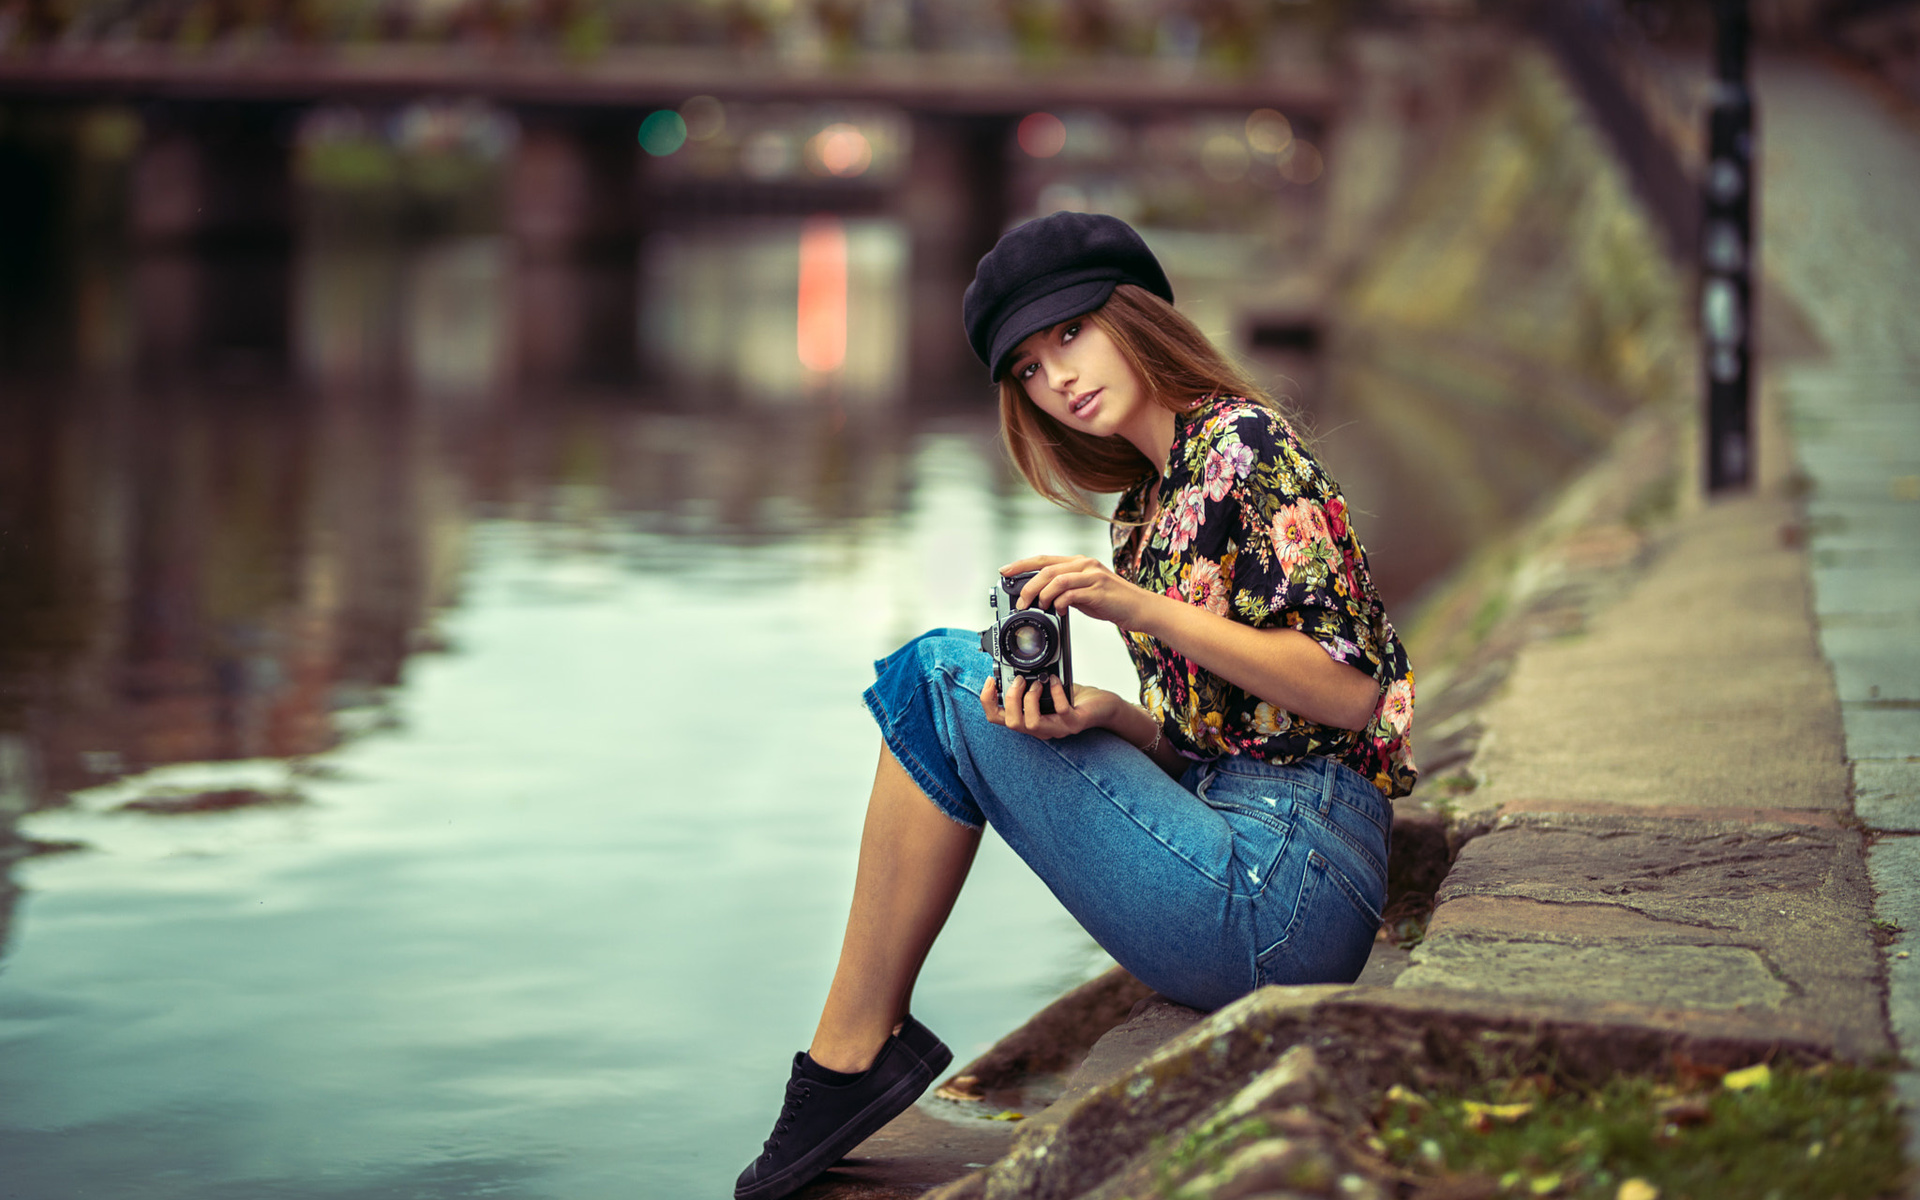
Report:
1137,725,1163,756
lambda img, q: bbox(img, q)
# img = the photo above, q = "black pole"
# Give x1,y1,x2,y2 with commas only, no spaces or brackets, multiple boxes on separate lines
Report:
1703,0,1754,492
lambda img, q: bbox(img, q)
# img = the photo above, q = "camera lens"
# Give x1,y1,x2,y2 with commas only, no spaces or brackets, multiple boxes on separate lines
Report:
1000,613,1057,669
1012,624,1046,659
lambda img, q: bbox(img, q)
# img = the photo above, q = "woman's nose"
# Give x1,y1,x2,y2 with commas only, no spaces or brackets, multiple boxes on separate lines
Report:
1043,356,1075,392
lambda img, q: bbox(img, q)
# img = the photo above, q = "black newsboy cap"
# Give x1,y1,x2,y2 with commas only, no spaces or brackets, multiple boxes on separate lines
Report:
963,211,1174,382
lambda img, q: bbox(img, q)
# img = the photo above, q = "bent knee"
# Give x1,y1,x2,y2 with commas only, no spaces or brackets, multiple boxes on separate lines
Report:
899,628,987,687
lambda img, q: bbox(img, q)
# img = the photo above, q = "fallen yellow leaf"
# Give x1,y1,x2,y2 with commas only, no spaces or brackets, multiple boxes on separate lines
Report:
987,1110,1025,1122
1460,1100,1534,1123
935,1075,985,1103
1528,1172,1563,1195
1617,1180,1659,1200
1722,1064,1772,1092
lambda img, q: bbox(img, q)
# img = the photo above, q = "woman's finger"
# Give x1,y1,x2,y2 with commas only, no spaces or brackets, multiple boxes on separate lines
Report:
1003,674,1029,731
999,554,1073,578
1022,672,1047,727
1015,565,1062,612
1013,552,1090,606
1038,565,1105,610
980,675,1004,725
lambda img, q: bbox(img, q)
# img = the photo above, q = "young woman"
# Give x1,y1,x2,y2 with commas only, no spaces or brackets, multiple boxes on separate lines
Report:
735,211,1416,1200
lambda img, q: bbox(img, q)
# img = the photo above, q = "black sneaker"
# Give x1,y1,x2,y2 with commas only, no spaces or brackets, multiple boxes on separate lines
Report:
734,1016,953,1200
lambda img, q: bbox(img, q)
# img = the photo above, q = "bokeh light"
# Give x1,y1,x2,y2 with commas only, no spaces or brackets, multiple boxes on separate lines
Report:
1246,108,1293,155
639,110,688,157
1280,140,1324,185
1200,133,1250,183
797,217,848,374
741,130,796,179
808,124,873,178
680,95,726,142
1017,112,1067,158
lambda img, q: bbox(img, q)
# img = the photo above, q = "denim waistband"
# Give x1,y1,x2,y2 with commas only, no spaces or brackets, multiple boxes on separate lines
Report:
1196,754,1392,833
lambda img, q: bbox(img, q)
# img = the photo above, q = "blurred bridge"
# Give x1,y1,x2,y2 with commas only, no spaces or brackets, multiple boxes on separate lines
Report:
0,46,1336,390
0,45,1334,116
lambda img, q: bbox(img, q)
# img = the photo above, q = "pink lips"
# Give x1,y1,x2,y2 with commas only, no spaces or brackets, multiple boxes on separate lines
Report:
1069,388,1102,420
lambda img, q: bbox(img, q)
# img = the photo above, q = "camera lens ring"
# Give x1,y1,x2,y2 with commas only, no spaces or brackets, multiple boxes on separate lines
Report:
998,612,1058,669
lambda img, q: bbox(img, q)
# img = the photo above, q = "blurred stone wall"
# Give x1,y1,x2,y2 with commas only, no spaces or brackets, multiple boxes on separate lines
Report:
1325,38,1693,676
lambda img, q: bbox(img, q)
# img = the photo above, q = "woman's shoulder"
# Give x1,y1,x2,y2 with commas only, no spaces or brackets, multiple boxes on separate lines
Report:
1176,396,1315,478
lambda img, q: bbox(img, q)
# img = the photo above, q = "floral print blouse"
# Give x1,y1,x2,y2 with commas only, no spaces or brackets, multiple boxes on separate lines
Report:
1111,396,1418,799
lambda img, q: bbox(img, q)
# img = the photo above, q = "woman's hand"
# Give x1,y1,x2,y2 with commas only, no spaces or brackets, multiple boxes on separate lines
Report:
1001,554,1163,632
1003,554,1379,733
981,674,1124,741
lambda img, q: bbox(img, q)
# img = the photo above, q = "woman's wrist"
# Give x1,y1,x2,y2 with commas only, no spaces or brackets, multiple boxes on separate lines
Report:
1121,588,1179,639
1097,696,1162,750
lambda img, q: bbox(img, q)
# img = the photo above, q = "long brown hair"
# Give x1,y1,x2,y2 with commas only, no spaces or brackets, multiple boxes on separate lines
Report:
997,283,1274,518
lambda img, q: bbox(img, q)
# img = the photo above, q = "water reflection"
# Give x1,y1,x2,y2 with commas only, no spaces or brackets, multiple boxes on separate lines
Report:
0,401,1136,1195
643,218,906,408
0,214,1156,1197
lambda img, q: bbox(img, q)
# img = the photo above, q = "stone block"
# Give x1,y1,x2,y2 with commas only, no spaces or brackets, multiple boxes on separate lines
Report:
1804,497,1920,553
1810,565,1920,621
946,965,1155,1091
1866,837,1920,1056
1819,625,1920,703
1397,937,1788,1010
1436,814,1840,921
1843,708,1920,762
1855,761,1920,832
1412,814,1886,1057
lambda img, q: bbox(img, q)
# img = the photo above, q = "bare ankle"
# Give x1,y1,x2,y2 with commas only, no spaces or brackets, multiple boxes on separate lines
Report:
807,1047,871,1074
807,1026,893,1074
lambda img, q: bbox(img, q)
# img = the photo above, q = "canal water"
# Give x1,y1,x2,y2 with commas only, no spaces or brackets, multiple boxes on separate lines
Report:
0,214,1604,1198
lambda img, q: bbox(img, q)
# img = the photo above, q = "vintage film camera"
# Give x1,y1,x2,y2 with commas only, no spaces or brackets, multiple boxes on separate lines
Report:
980,571,1073,715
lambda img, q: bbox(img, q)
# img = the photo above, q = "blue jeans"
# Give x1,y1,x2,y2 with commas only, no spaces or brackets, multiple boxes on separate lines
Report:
863,629,1391,1012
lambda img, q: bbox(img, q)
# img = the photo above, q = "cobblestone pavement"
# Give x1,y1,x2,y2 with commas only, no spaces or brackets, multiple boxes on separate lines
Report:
1757,55,1920,1161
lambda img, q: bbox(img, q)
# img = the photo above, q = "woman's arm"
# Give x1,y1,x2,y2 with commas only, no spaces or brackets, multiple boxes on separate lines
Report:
1003,554,1381,733
1129,592,1378,731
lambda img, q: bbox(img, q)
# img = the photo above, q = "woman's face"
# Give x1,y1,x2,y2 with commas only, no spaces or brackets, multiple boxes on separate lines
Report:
1006,316,1150,442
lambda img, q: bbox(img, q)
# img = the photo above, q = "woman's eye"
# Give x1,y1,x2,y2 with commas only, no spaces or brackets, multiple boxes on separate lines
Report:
1062,322,1080,343
1016,361,1037,381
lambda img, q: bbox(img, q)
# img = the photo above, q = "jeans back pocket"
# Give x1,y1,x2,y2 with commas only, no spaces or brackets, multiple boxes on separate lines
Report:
1254,846,1382,988
1196,770,1299,896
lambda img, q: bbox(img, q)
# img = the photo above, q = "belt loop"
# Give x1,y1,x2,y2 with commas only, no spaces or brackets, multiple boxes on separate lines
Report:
1316,756,1336,814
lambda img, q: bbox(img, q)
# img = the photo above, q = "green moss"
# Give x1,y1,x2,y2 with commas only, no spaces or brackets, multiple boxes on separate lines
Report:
1625,470,1679,532
1467,591,1509,646
1155,1115,1272,1196
1374,1062,1905,1199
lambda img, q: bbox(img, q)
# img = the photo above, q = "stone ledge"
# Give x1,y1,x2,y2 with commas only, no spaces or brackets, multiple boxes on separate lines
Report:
925,985,1840,1200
